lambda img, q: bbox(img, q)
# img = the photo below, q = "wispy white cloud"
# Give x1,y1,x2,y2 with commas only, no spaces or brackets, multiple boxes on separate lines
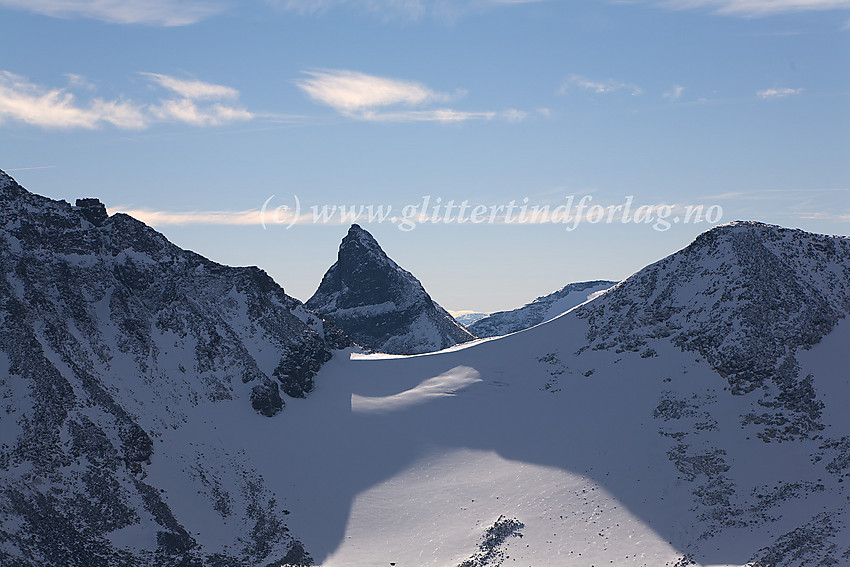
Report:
0,71,147,129
658,0,850,16
561,74,643,96
149,99,253,126
140,73,240,100
111,207,263,226
757,87,803,99
296,69,451,114
0,70,253,129
276,0,427,20
141,72,253,125
0,0,225,26
296,69,521,123
64,73,96,90
279,0,850,21
663,85,686,101
357,109,497,122
276,0,553,21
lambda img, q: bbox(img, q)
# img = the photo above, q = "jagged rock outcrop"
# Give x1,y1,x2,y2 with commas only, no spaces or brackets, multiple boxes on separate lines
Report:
306,224,475,354
468,280,615,337
0,169,344,566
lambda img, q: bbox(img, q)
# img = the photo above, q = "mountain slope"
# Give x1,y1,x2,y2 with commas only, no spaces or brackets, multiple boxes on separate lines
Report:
306,224,475,354
468,280,616,337
577,221,850,441
4,173,850,567
263,221,850,566
0,170,347,567
453,312,489,326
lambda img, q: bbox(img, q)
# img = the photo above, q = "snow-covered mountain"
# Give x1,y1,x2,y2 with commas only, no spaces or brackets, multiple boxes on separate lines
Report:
453,312,490,326
278,221,850,567
467,280,616,337
305,224,475,354
0,170,347,567
4,168,850,567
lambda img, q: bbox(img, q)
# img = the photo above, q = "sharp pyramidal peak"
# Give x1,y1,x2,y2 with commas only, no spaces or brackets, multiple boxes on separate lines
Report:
306,224,475,354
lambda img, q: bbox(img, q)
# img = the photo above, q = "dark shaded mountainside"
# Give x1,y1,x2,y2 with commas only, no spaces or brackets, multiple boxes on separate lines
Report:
306,224,475,355
0,170,347,567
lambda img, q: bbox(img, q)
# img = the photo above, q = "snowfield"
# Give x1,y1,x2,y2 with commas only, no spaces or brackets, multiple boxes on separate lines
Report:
3,166,849,567
143,306,849,566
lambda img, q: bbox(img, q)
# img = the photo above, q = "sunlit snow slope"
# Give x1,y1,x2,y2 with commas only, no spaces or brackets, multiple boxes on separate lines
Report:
258,221,850,566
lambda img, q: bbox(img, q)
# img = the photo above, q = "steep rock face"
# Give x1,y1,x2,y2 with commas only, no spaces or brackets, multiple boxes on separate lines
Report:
575,221,850,441
306,224,475,354
0,170,345,566
468,280,616,338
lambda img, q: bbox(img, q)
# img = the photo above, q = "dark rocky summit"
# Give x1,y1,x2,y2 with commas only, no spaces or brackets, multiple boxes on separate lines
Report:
306,224,475,354
574,221,850,442
0,169,344,566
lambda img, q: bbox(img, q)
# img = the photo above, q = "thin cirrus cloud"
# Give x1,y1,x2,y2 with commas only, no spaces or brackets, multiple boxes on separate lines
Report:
757,87,804,99
280,0,850,21
295,69,524,123
663,85,686,101
560,74,644,96
0,70,253,129
140,73,240,100
657,0,850,16
0,0,225,26
111,208,265,226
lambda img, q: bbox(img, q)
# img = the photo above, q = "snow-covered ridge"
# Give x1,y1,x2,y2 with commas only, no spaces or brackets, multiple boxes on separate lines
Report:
576,220,850,441
468,279,616,337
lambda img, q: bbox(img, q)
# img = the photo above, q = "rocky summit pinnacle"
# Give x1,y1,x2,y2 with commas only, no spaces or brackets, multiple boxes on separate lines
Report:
306,224,475,354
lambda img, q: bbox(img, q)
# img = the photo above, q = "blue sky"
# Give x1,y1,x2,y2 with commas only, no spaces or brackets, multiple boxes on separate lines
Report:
1,0,848,312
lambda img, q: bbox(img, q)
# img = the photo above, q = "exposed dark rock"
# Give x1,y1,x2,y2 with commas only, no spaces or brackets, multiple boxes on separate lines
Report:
75,198,109,226
251,381,285,417
0,170,326,566
306,224,475,354
577,221,850,441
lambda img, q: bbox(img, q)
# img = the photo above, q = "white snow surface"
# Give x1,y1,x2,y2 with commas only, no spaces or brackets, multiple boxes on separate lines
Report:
134,304,850,566
468,280,616,338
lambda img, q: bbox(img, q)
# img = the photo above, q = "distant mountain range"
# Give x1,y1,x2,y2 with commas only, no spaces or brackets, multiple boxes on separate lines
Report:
453,312,490,326
2,169,849,567
467,280,616,337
